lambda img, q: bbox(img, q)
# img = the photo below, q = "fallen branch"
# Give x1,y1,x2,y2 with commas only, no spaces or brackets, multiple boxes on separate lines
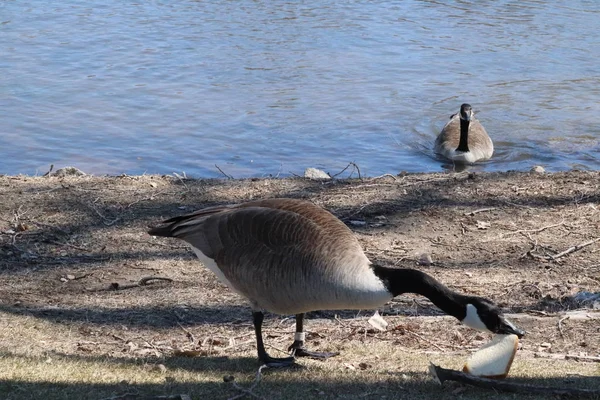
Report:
177,321,196,344
369,173,397,181
405,330,446,352
550,237,600,260
502,221,565,237
111,276,173,290
215,164,233,179
464,207,497,216
564,354,600,363
331,161,362,179
558,315,569,338
429,363,600,397
227,365,267,400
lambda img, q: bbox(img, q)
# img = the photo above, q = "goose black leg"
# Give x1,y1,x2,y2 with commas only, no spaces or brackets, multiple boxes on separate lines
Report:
253,311,295,367
288,313,339,360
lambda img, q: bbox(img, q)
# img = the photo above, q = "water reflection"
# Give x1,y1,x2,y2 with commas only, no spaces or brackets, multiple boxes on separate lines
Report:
0,0,599,177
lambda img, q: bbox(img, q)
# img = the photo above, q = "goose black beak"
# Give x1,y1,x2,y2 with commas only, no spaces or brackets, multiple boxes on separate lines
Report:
497,316,526,338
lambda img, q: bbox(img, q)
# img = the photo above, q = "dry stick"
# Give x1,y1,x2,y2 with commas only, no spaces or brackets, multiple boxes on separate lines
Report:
558,315,569,338
49,240,90,252
88,203,120,226
464,207,497,216
215,164,234,179
111,276,173,290
565,354,600,363
42,164,55,177
405,330,446,352
429,363,600,397
176,321,196,344
331,162,354,178
138,276,173,285
227,365,268,400
550,237,600,260
370,173,398,181
125,189,171,209
502,221,565,237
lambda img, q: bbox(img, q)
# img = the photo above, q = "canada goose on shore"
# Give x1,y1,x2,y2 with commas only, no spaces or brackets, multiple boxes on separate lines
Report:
435,103,494,163
149,198,524,367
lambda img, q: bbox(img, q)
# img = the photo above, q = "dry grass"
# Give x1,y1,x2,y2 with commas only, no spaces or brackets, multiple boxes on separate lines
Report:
1,171,599,399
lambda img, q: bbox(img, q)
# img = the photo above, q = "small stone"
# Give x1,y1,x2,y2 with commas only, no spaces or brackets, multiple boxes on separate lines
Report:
418,253,433,266
52,166,86,177
358,362,371,370
66,274,76,280
223,375,235,383
304,167,331,180
531,165,545,173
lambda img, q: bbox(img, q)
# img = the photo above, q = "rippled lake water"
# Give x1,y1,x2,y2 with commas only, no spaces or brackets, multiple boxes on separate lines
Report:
1,1,599,178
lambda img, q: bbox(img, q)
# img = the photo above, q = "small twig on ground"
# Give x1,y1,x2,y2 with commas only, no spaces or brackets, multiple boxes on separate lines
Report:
558,315,569,338
111,276,173,290
369,173,397,181
42,164,54,177
29,221,71,235
133,239,187,250
332,162,362,179
331,162,353,178
87,202,120,226
49,240,90,252
405,330,446,352
550,237,600,260
429,363,600,397
177,322,196,344
138,276,173,286
502,221,565,237
564,354,600,363
464,207,497,216
351,162,362,179
172,172,190,190
227,365,268,400
125,189,171,209
215,164,234,179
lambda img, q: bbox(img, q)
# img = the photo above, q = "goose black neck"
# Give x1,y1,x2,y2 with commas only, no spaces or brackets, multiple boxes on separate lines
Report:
371,265,467,319
456,118,470,152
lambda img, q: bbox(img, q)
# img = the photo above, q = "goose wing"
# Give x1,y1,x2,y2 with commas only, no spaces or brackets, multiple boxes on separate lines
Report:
435,113,460,153
149,199,379,313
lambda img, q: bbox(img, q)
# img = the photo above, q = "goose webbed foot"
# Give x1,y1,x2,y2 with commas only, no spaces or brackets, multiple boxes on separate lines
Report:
288,340,339,360
259,353,296,368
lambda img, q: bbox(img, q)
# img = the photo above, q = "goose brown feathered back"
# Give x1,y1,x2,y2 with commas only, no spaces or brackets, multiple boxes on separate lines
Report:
149,198,524,367
149,198,388,315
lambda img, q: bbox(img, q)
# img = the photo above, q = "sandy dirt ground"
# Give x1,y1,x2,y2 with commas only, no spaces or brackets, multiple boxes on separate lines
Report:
0,170,598,398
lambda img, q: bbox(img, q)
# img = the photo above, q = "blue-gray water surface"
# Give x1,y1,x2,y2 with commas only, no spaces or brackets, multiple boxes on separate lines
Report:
1,1,599,178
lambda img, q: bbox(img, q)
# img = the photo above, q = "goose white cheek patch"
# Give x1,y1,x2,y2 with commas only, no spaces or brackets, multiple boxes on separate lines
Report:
462,303,490,332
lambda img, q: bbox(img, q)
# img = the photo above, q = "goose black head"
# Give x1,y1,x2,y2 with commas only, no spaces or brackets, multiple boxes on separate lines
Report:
459,103,473,122
462,297,525,338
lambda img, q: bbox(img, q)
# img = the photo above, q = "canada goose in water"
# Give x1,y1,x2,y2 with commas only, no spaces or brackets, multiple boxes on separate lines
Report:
149,198,524,367
435,103,494,163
